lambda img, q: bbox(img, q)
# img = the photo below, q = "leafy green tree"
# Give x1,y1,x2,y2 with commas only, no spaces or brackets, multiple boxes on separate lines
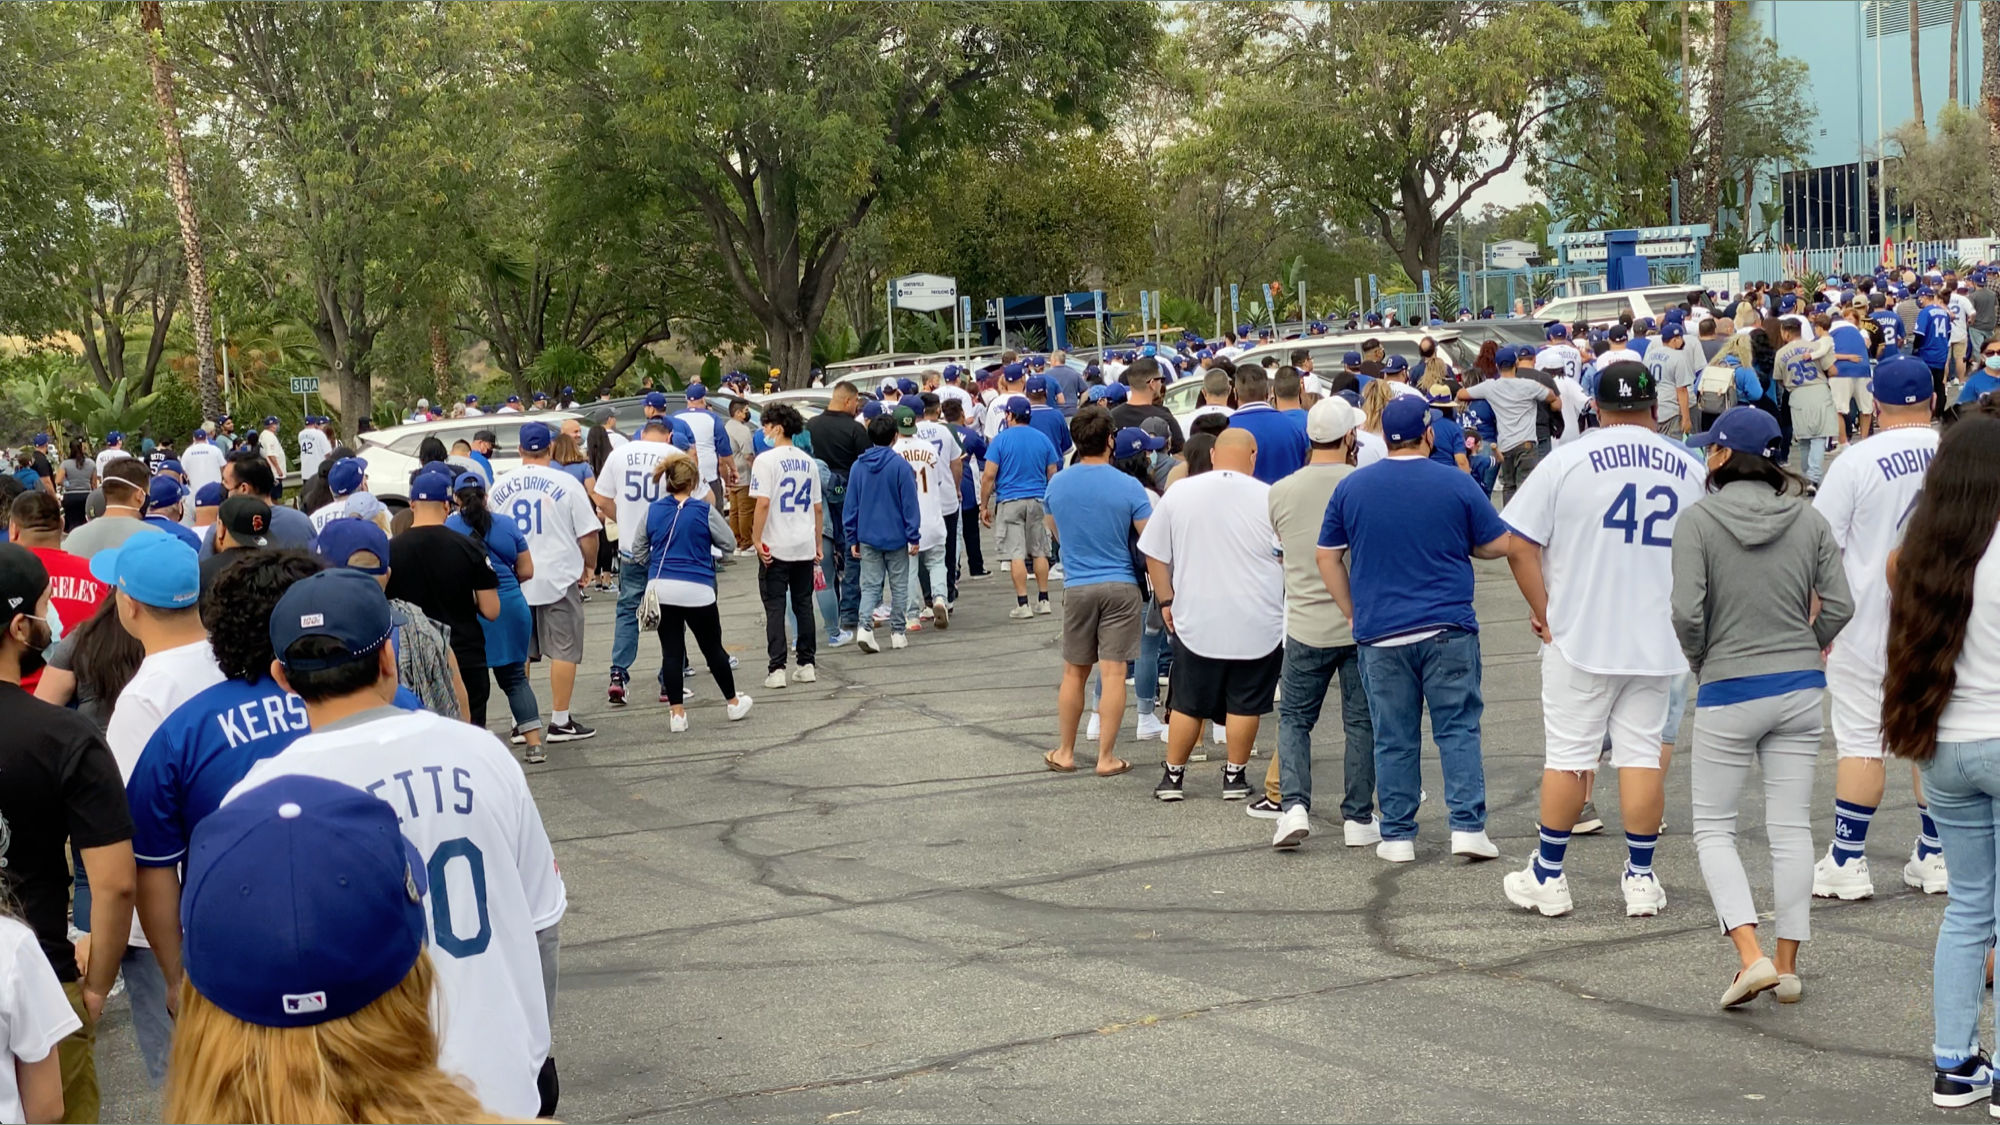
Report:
1891,102,1995,239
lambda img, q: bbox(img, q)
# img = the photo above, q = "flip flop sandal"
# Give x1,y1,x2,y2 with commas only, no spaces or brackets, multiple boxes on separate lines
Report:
1096,759,1134,778
1043,751,1077,773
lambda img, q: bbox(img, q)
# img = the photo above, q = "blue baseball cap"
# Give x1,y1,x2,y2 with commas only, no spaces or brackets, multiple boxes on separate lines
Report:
191,428,209,440
643,391,668,410
897,377,919,396
1005,395,1032,420
182,774,427,1030
1024,374,1049,395
327,457,367,497
158,459,184,478
519,421,553,452
1606,323,1630,341
464,394,479,404
562,386,574,396
1496,345,1520,367
1659,321,1686,341
942,364,962,382
32,433,46,448
860,400,884,420
270,567,393,672
686,383,706,401
1380,396,1431,444
639,416,671,434
408,469,455,503
1383,355,1410,375
1341,351,1363,367
506,395,521,405
146,477,188,511
1002,362,1025,381
451,471,486,495
532,391,547,402
1688,406,1783,456
1113,426,1167,460
106,431,123,444
1874,356,1936,405
90,531,198,609
263,415,279,427
315,518,392,574
1545,323,1568,340
194,482,225,509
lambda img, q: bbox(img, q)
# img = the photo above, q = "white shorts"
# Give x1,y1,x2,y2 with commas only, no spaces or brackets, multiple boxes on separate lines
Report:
1827,656,1885,760
1830,377,1874,414
1541,645,1672,771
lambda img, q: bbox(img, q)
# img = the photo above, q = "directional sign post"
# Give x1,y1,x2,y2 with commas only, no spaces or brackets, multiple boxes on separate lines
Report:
289,375,319,395
1229,283,1240,330
889,273,958,355
1138,290,1149,342
958,294,972,353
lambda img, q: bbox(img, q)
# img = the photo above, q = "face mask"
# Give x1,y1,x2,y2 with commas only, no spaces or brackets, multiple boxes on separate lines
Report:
14,613,52,678
1985,355,2000,372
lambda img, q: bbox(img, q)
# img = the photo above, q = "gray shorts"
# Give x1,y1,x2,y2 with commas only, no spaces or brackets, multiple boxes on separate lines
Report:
994,498,1050,561
1060,582,1143,666
529,585,585,664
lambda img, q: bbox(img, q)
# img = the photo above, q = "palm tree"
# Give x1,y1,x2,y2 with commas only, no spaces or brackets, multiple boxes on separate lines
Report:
1913,0,1927,126
1706,1,1735,255
1984,0,2000,218
137,1,221,423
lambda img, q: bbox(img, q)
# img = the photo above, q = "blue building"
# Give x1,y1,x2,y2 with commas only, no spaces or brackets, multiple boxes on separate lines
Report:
1747,0,1982,249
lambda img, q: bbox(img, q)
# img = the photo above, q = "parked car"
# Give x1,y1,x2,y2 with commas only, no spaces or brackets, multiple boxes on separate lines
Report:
354,412,583,504
1532,285,1704,330
594,390,759,436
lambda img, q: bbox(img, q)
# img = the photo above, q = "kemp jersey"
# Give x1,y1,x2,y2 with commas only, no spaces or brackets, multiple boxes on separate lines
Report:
226,710,565,1120
1814,425,1939,674
1503,426,1708,675
489,463,600,605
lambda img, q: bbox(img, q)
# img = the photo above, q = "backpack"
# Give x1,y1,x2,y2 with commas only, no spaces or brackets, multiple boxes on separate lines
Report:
1697,364,1737,415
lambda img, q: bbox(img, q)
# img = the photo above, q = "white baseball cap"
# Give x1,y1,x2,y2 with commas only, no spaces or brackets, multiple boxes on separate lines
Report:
1307,397,1361,443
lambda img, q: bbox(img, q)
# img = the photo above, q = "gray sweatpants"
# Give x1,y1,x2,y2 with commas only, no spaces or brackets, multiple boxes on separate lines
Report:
1689,688,1822,941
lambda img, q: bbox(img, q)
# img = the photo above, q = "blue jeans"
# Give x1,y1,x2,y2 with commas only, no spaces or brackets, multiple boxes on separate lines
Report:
1921,737,2000,1065
121,945,173,1086
1137,598,1167,712
1278,638,1376,823
818,499,862,634
857,545,910,634
493,660,542,732
610,555,648,673
1358,630,1486,840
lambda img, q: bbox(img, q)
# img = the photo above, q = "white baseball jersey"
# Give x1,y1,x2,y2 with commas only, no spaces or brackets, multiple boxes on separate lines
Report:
892,435,946,550
748,445,822,562
180,440,225,493
489,462,601,606
914,419,964,510
257,429,287,474
1534,343,1583,381
1502,425,1708,675
590,440,704,558
226,710,564,1120
671,407,730,482
1815,425,1939,674
95,447,131,475
309,496,356,533
297,427,332,479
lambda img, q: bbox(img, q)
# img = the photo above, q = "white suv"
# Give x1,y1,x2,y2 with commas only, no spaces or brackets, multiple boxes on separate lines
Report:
1534,285,1703,329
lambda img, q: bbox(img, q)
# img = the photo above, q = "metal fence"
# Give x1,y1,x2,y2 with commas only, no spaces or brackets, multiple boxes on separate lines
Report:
1734,240,1966,282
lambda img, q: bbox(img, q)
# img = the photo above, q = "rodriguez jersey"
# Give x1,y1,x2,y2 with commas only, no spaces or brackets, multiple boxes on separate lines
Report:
591,440,706,559
892,436,946,550
225,710,564,1120
1502,426,1708,675
488,463,601,605
1814,425,1939,675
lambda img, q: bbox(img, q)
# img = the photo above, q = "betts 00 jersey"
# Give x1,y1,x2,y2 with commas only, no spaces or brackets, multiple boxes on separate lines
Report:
1502,425,1708,676
591,439,707,560
225,709,565,1120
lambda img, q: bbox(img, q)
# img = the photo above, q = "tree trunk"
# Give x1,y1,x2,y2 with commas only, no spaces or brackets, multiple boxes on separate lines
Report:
1914,0,1928,127
1680,1,1693,116
1706,1,1734,255
137,1,222,423
1951,0,1964,103
428,315,452,401
1983,1,2000,221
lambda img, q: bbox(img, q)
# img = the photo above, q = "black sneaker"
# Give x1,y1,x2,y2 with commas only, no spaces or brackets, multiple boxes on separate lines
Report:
1246,795,1282,819
607,668,628,707
1935,1053,1994,1108
1152,765,1186,802
545,719,597,743
524,743,547,765
1220,767,1252,801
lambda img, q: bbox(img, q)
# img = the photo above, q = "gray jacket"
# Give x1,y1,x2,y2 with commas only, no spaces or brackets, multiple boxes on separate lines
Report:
1670,479,1853,684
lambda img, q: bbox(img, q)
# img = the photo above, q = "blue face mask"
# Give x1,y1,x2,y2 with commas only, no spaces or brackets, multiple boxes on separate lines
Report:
1985,355,2000,373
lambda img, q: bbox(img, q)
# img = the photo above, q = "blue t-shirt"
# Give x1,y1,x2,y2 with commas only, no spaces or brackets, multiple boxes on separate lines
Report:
127,676,311,867
559,461,592,486
445,513,526,594
143,515,202,552
1917,305,1954,366
468,448,495,484
13,468,39,492
1027,405,1072,458
987,425,1062,502
1427,411,1466,467
1870,309,1907,358
1961,371,2000,403
1317,456,1509,644
1466,399,1498,442
1828,322,1870,380
1228,403,1309,484
1043,463,1152,590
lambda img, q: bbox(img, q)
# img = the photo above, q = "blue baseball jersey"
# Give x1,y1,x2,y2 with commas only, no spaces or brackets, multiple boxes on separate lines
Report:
126,676,311,867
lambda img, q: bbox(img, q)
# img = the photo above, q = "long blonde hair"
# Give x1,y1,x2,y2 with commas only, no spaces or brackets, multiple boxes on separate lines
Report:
163,952,501,1124
1716,331,1755,371
1361,379,1397,430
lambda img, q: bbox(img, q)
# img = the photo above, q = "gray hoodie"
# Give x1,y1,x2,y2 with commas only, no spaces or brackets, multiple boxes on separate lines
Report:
1671,479,1853,684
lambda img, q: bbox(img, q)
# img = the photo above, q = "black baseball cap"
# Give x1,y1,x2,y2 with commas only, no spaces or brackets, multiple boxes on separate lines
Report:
219,495,273,547
0,543,49,626
1595,361,1657,410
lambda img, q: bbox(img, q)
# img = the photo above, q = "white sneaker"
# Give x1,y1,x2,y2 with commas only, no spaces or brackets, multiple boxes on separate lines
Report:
918,606,934,620
1906,845,1949,894
1812,849,1875,900
890,632,908,650
931,597,949,630
1503,865,1574,917
872,605,891,623
1034,598,1051,615
794,664,817,683
764,669,787,689
1343,818,1382,847
1048,563,1065,580
1621,870,1667,917
1086,713,1101,741
1376,839,1415,863
727,695,753,721
1009,604,1034,620
856,627,879,653
1451,829,1499,860
669,711,689,733
1136,714,1167,741
1273,806,1311,850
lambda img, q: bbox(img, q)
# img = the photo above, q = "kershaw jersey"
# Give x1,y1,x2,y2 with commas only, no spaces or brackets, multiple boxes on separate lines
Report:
226,710,565,1120
489,463,600,605
670,407,732,482
1814,425,1939,674
128,676,310,868
1502,426,1708,675
591,440,705,559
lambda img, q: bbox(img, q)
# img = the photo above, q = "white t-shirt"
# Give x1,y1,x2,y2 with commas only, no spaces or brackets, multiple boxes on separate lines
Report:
892,436,946,550
0,916,78,1125
106,639,224,948
1354,428,1387,467
257,428,287,474
95,448,131,476
937,385,974,418
1502,426,1707,676
309,496,356,533
592,440,703,559
673,408,729,482
297,428,332,479
748,446,822,562
1815,425,1938,678
1534,344,1583,381
1386,381,1425,400
1189,403,1235,423
1941,531,2000,741
1594,346,1644,368
914,419,965,510
1136,469,1283,660
180,441,225,493
1952,293,1975,342
489,463,601,606
1552,375,1591,448
225,710,565,1120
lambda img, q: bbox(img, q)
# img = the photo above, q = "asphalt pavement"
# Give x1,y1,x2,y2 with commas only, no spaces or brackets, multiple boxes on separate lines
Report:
98,546,1951,1124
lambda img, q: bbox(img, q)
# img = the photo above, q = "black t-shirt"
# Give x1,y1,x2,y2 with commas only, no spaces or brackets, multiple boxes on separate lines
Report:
1109,402,1186,454
0,683,133,982
804,412,870,474
386,525,498,671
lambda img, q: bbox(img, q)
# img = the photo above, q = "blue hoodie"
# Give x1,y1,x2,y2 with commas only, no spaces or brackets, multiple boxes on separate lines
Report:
843,445,920,551
644,494,717,585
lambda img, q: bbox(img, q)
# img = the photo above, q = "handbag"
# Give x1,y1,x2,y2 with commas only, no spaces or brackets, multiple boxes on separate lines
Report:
638,502,688,630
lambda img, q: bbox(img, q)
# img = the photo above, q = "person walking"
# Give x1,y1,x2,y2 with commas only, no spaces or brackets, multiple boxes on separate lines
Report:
54,440,95,533
490,422,600,743
749,404,821,688
1672,406,1852,1008
804,384,870,647
645,456,753,727
593,417,699,705
890,406,950,628
387,470,501,728
844,414,921,654
980,397,1062,619
1458,346,1558,505
446,474,547,763
724,398,757,552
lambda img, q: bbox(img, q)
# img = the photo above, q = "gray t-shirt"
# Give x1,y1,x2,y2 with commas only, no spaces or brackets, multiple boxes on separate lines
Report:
1267,462,1356,648
1463,377,1550,449
45,633,112,730
1645,341,1700,422
60,516,154,560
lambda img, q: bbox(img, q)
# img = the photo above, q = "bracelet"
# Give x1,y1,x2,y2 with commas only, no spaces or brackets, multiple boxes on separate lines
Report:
1157,598,1173,608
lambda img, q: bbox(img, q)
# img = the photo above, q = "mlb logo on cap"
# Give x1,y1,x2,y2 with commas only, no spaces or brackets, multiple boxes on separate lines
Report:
283,992,328,1015
1873,356,1935,405
1379,396,1430,444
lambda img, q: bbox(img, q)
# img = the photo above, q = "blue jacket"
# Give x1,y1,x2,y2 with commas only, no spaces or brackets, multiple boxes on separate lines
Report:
644,495,716,585
843,445,920,550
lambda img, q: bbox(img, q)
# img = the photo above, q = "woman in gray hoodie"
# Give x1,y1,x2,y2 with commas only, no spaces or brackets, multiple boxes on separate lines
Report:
1671,407,1852,1009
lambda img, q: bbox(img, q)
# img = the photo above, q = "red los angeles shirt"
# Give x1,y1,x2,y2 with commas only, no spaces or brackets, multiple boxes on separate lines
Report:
23,547,109,693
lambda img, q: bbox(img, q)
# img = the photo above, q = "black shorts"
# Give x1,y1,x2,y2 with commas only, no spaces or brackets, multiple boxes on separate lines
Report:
1166,637,1283,723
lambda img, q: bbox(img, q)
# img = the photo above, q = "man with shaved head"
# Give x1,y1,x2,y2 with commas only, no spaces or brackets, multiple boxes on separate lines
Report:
1138,427,1286,805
